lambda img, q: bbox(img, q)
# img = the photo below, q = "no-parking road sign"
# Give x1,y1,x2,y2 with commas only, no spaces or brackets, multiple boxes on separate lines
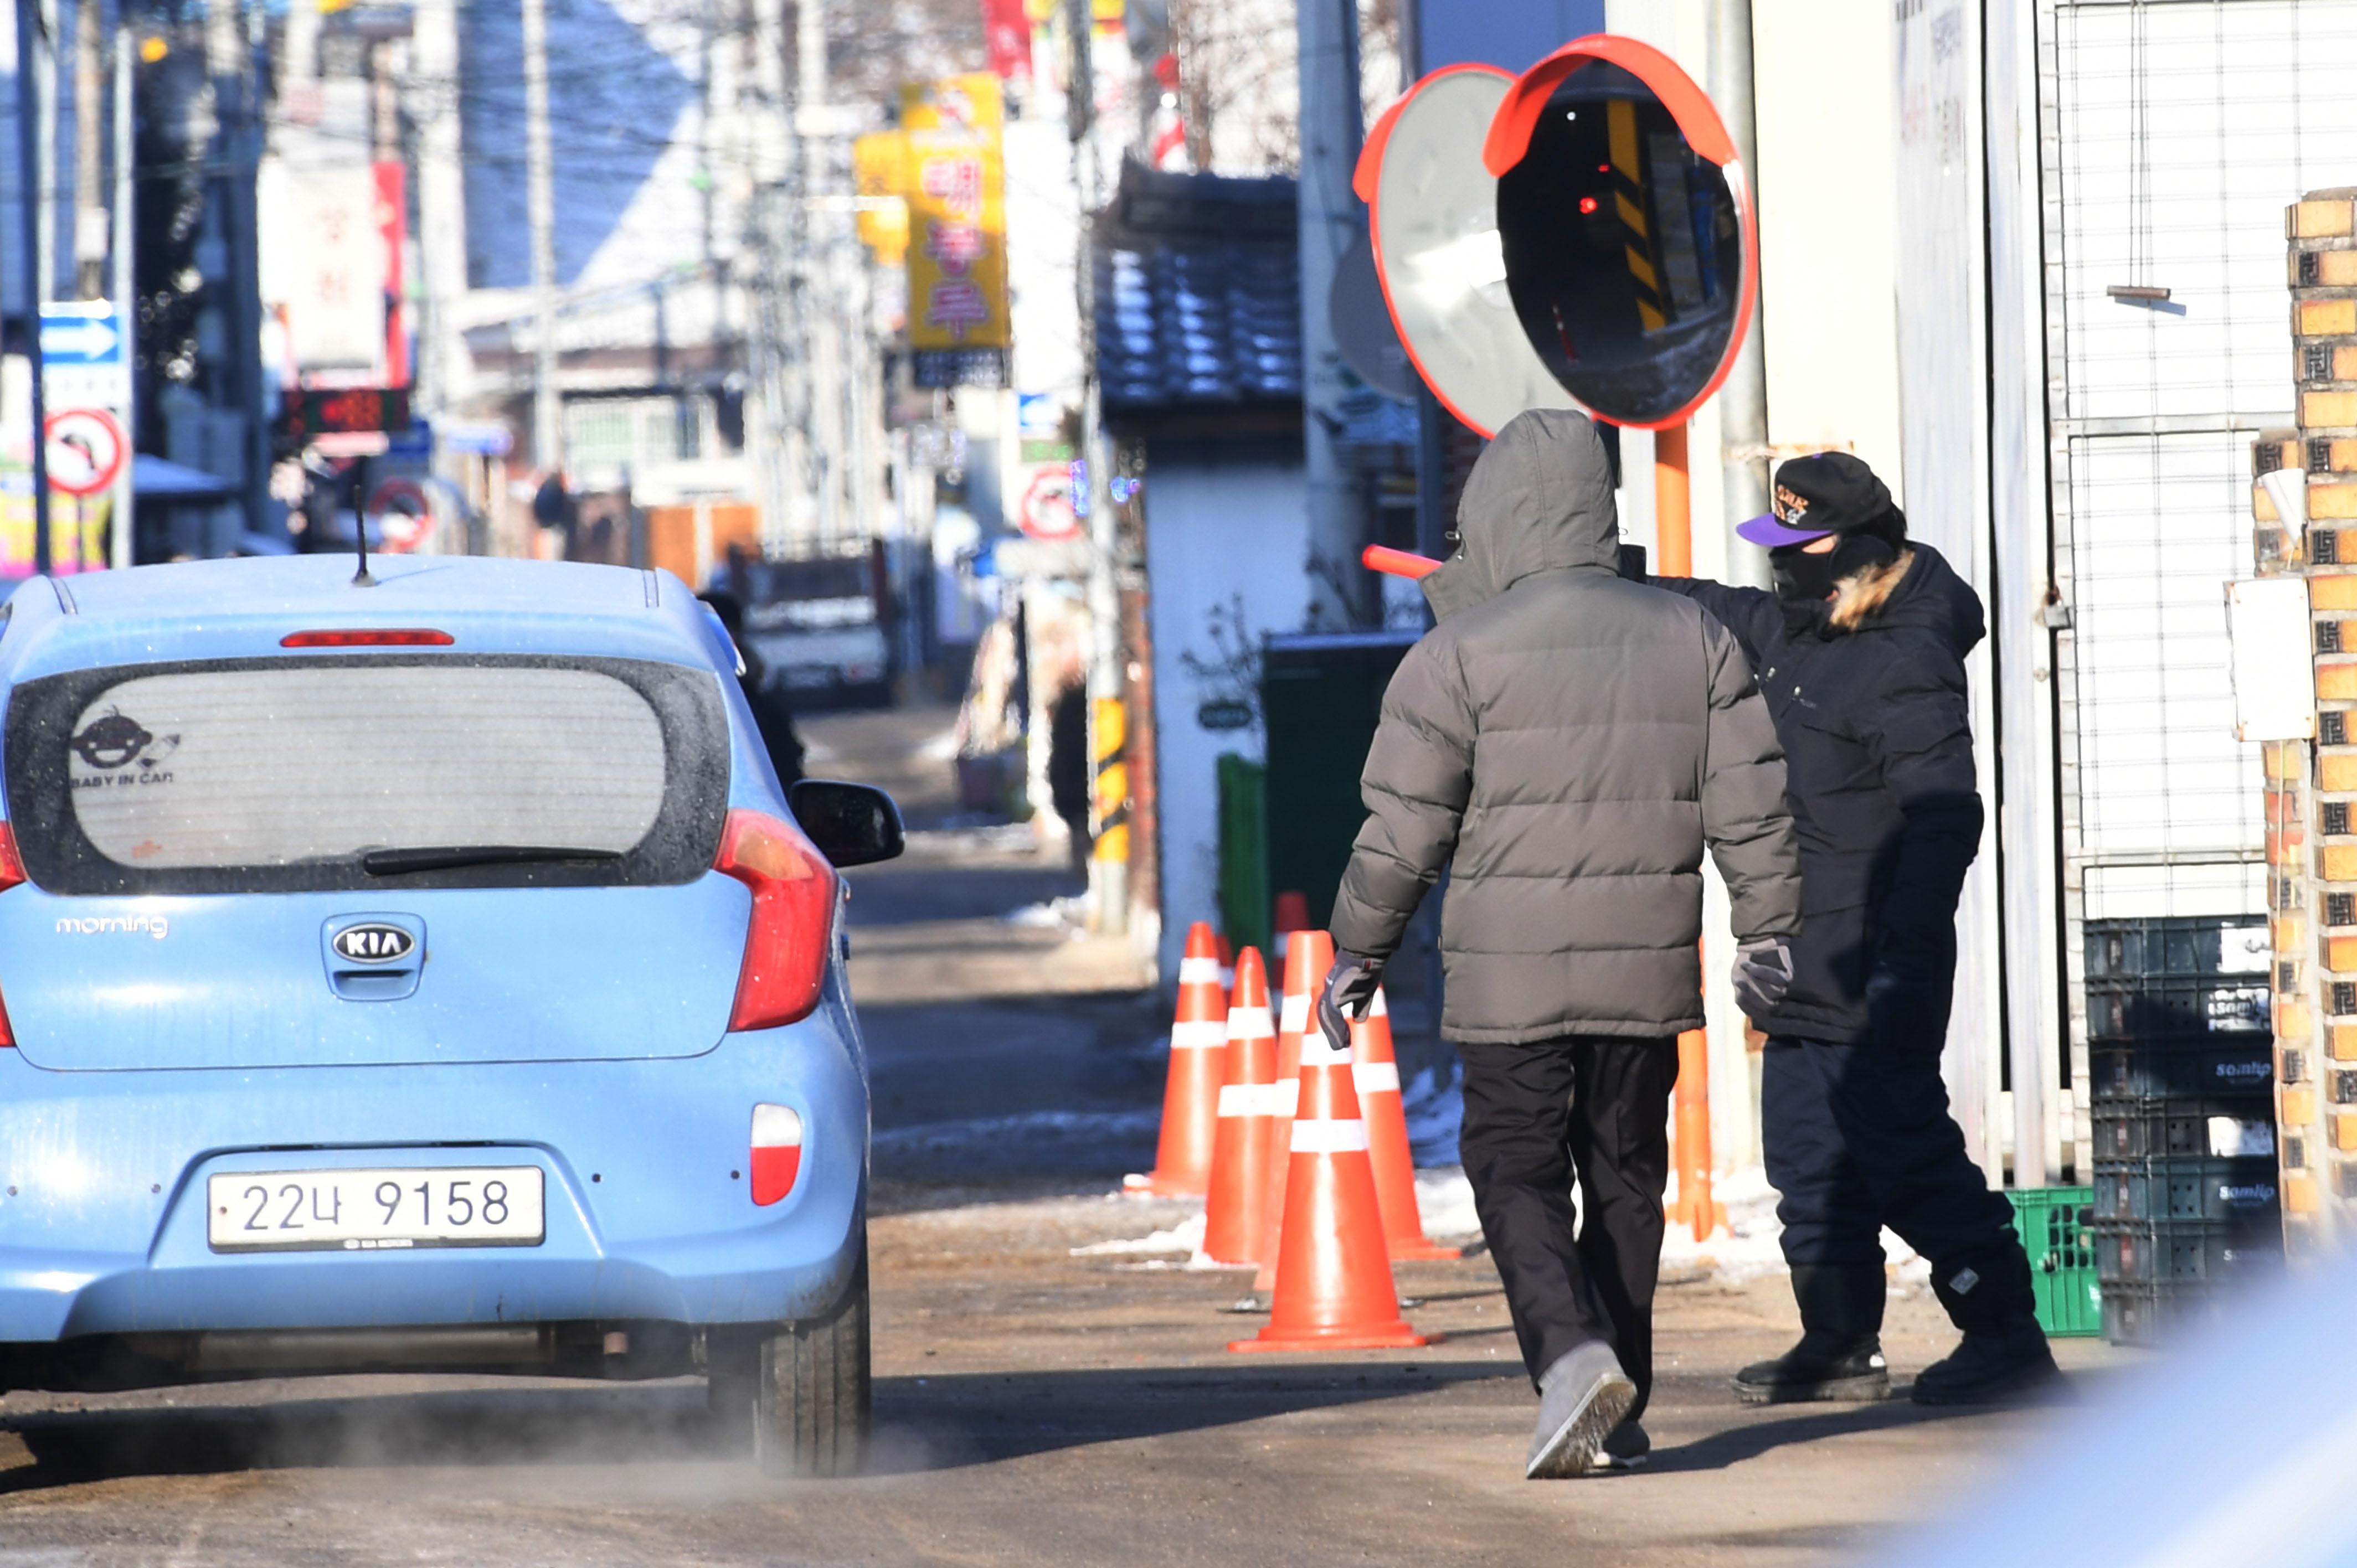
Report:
44,408,128,496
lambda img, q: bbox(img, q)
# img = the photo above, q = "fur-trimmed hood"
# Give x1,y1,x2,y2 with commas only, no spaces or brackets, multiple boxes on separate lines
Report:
1821,542,1984,657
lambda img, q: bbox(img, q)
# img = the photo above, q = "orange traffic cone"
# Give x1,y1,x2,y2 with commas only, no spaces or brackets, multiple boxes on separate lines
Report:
1125,922,1229,1197
1216,933,1235,992
1253,929,1331,1294
1201,948,1279,1265
1354,987,1460,1261
1229,1001,1432,1352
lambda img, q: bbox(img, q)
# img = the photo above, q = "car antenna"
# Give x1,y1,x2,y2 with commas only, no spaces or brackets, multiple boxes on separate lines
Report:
352,508,375,587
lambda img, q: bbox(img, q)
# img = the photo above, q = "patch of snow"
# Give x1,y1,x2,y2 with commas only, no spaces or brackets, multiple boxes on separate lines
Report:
1071,1210,1205,1256
799,738,840,764
1414,1167,1483,1240
1001,894,1090,930
1659,1165,1788,1282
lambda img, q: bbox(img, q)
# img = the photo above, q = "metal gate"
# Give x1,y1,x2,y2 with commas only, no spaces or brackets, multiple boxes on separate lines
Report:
2043,0,2357,1169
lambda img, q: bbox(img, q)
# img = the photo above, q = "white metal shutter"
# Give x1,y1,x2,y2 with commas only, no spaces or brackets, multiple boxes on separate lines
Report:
2049,0,2357,921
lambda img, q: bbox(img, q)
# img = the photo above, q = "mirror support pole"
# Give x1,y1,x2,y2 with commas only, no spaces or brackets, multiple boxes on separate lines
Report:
1708,0,1772,590
1654,422,1719,1243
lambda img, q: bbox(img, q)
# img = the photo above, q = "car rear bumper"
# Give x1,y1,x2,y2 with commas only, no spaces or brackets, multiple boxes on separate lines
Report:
0,1019,867,1343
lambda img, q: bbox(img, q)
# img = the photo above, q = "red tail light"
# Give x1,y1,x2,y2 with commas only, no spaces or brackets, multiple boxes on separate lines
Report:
713,809,837,1031
280,630,455,647
750,1103,804,1205
0,824,22,1048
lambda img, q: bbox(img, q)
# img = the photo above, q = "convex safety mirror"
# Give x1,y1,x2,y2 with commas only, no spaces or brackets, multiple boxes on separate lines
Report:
1357,65,1581,438
1363,36,1758,434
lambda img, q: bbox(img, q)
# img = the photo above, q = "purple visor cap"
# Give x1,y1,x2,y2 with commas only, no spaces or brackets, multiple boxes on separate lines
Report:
1736,512,1836,549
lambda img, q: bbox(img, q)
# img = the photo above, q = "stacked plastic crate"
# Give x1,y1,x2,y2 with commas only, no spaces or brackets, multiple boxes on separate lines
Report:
2086,918,2284,1344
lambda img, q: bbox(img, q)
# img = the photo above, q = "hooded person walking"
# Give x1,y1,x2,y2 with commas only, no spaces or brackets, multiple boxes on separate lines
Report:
1651,452,2058,1407
1319,409,1803,1478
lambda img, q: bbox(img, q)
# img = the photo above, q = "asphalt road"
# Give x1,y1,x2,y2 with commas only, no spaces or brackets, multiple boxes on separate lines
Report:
0,702,2132,1565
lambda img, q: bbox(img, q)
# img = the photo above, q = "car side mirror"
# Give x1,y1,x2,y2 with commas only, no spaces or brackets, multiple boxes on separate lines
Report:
788,780,905,868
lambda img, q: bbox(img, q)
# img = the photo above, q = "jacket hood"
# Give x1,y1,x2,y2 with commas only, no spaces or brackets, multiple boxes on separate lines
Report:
1421,409,1619,620
1824,540,1985,656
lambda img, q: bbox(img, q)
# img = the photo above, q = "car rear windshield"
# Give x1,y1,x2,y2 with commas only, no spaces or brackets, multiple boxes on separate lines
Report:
3,654,729,894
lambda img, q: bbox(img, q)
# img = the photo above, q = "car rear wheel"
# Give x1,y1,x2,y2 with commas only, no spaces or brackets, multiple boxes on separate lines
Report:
709,1245,872,1478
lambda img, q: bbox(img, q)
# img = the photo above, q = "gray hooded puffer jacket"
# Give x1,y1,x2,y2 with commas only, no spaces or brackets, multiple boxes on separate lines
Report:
1328,409,1803,1043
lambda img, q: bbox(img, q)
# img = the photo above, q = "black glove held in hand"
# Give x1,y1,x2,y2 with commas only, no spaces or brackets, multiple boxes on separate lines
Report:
1317,950,1386,1051
1732,938,1793,1020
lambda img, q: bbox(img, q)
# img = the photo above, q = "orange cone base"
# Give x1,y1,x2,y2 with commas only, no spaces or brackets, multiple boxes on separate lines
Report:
1227,1323,1437,1353
1387,1240,1463,1261
1123,1170,1210,1197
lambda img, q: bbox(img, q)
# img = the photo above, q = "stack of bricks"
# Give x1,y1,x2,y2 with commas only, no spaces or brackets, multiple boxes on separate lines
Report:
2258,188,2357,1254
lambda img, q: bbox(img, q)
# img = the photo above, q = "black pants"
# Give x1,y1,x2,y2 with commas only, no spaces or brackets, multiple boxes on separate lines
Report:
1762,1036,2020,1273
1458,1036,1676,1413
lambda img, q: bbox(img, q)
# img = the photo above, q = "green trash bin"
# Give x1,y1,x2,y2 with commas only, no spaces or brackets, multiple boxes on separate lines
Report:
2009,1185,2102,1337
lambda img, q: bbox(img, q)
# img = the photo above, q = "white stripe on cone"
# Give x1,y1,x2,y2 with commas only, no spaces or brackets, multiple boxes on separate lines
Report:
1275,1078,1300,1115
1227,1006,1273,1034
1352,1060,1401,1094
1298,1034,1351,1067
1368,988,1388,1017
1290,1118,1371,1153
1280,993,1309,1033
1179,957,1222,984
1218,1083,1291,1117
1171,1020,1227,1050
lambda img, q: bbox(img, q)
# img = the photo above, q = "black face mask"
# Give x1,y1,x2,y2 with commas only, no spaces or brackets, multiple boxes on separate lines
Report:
1771,532,1898,607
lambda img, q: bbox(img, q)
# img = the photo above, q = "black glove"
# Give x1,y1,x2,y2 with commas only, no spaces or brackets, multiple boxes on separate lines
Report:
1732,938,1792,1021
1318,949,1386,1051
1864,961,1946,1053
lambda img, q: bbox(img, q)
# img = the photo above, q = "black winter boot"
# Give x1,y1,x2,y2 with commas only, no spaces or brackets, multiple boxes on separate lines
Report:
1912,1244,2060,1406
1733,1264,1892,1405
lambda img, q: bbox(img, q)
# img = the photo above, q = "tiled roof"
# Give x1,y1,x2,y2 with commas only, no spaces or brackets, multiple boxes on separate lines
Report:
1093,162,1303,410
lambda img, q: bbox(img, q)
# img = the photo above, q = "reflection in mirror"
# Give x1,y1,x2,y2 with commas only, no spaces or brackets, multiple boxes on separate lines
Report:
787,779,906,868
1495,63,1743,426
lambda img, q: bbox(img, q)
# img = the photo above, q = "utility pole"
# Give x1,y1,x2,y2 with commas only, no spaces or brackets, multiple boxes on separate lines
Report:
1708,0,1770,590
71,0,102,298
412,0,467,439
1296,0,1363,626
749,0,807,554
796,0,841,546
16,0,54,571
522,0,561,474
109,21,132,568
1067,0,1125,935
206,0,268,539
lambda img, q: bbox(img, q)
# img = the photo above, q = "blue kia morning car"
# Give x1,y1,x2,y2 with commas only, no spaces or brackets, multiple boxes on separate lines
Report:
0,554,899,1476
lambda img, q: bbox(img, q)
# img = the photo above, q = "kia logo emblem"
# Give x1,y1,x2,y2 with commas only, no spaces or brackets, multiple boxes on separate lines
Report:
333,924,415,964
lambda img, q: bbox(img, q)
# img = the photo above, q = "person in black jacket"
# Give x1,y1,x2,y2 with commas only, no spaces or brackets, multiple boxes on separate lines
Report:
1654,452,2057,1408
698,590,807,789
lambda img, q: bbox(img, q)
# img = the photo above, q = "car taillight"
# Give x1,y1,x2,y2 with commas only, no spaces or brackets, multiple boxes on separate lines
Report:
280,629,455,647
751,1103,804,1205
0,823,21,1048
712,808,837,1031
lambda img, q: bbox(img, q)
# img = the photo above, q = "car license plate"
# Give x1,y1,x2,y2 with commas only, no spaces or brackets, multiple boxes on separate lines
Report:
206,1167,545,1252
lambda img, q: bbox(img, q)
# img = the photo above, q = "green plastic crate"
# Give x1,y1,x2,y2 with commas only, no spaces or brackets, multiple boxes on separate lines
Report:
2010,1185,2102,1337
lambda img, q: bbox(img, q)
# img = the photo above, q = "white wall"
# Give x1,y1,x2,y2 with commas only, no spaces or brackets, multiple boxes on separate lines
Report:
1751,0,1907,490
1144,449,1311,979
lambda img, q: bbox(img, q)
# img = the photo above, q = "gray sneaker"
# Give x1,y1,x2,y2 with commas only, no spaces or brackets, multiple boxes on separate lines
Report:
1526,1343,1638,1480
